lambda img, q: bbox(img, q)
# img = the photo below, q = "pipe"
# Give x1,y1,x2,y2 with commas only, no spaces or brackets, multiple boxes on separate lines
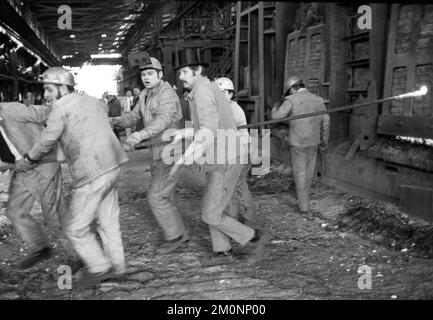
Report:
134,86,428,149
238,86,428,129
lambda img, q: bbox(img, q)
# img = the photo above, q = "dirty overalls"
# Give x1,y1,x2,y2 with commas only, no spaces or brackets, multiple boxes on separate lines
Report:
0,102,75,258
188,78,255,253
271,89,330,212
119,81,186,241
28,92,129,274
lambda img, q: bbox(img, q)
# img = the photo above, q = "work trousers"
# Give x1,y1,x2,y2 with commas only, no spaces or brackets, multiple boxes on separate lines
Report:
290,145,318,212
202,164,255,253
147,159,186,240
6,166,76,258
63,168,125,274
227,164,260,228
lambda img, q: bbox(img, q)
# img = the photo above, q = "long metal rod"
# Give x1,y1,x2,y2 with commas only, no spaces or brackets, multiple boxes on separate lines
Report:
238,86,427,129
134,87,427,149
238,95,395,129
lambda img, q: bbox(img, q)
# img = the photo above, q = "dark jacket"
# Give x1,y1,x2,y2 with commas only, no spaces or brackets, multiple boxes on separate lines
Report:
108,97,122,117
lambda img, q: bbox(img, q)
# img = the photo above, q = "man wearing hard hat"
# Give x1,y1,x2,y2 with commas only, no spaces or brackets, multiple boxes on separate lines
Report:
271,76,330,214
111,55,188,255
215,77,261,229
15,67,129,288
0,96,80,272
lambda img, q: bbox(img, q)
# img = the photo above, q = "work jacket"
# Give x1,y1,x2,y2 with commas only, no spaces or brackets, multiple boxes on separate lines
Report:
28,92,128,188
272,89,330,147
188,77,241,170
0,102,59,181
120,81,182,160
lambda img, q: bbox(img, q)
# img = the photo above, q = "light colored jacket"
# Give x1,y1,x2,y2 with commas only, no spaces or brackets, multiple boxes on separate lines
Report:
119,96,133,113
0,102,59,180
272,89,330,147
28,92,128,188
230,100,249,143
119,81,182,160
188,77,239,170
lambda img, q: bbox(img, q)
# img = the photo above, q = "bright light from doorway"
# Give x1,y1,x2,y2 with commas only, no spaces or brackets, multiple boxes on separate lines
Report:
65,65,121,99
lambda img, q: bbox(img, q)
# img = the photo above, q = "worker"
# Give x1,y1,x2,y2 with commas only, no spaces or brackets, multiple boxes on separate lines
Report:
107,92,123,140
271,76,330,214
171,48,269,266
110,55,189,255
0,102,82,272
215,77,261,228
22,92,34,107
15,67,129,288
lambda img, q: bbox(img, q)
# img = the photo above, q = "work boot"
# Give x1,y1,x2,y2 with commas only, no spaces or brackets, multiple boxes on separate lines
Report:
247,230,270,265
156,233,189,254
18,247,53,270
200,250,235,267
77,268,113,289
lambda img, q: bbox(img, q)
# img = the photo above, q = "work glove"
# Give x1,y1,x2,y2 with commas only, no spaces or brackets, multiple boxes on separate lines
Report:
109,117,123,129
272,101,281,109
122,143,134,152
125,132,142,146
14,158,36,172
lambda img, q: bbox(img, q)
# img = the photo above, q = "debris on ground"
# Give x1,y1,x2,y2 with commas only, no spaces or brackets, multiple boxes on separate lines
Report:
336,197,433,257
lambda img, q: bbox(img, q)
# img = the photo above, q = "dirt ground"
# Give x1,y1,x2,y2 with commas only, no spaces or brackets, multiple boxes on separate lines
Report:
1,149,433,300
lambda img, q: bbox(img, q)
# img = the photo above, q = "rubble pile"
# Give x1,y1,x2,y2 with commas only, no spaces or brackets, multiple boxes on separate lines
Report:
336,197,433,257
248,161,293,194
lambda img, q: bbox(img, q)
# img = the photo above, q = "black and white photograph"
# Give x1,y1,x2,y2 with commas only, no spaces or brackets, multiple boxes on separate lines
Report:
0,0,432,306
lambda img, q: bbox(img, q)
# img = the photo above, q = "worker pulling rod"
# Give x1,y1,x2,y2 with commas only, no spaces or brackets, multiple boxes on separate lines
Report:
134,86,428,149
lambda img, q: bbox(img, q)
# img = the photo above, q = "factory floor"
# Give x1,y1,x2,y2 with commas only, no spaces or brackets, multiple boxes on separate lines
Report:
1,149,433,300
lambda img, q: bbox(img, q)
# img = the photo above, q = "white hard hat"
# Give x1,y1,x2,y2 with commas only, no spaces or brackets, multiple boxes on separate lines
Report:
139,57,162,71
285,76,303,92
40,67,75,86
216,77,234,91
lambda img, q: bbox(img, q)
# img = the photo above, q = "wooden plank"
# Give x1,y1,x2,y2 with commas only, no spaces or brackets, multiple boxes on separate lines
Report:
377,115,433,139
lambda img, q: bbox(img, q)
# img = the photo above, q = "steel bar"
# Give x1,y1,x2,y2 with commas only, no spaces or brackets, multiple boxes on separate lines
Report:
132,87,428,149
238,87,428,129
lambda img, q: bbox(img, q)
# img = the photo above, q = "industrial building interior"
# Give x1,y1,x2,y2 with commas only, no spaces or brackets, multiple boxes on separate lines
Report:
0,0,433,300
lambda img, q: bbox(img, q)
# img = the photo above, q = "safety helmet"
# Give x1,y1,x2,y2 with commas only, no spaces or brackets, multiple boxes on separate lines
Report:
40,67,75,86
285,76,303,92
216,77,234,91
139,57,162,71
